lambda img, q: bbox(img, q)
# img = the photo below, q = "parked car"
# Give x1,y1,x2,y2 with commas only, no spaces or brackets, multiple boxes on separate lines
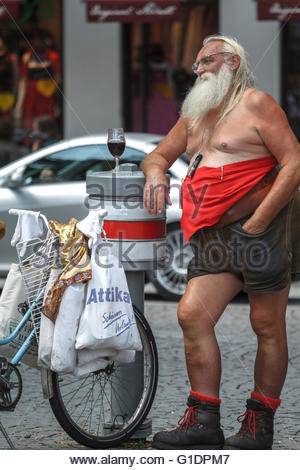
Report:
0,133,191,301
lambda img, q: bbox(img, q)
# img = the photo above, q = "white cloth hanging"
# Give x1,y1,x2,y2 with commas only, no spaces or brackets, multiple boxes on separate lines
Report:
9,209,48,257
76,209,108,248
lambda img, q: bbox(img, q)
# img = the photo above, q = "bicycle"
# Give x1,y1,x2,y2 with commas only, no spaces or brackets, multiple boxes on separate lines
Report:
0,209,158,449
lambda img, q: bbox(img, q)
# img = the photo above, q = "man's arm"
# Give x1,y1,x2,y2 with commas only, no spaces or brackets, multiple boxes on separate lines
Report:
243,90,300,233
142,117,187,214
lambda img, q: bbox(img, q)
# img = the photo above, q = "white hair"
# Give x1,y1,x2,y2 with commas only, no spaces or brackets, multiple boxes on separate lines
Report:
203,34,255,124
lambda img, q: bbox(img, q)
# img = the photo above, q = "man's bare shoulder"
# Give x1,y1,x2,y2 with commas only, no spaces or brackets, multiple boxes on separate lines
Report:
240,89,299,163
243,88,281,116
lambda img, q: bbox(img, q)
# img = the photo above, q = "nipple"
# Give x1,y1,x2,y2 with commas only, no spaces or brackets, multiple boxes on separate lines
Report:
221,142,228,148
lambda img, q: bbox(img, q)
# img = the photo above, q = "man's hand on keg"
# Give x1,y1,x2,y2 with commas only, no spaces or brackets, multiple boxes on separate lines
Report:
144,169,172,215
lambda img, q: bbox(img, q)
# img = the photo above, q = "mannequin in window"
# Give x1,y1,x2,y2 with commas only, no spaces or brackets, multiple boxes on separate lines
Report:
132,44,178,134
14,32,60,130
0,34,18,120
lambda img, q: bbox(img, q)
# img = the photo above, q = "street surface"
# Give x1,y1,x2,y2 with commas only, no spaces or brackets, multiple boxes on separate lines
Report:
0,293,300,450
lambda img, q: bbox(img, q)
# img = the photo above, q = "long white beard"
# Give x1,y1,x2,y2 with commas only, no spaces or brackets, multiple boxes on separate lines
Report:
181,63,234,127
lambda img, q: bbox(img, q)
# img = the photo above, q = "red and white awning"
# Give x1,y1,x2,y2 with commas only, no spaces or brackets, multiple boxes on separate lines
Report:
85,0,180,23
257,1,300,21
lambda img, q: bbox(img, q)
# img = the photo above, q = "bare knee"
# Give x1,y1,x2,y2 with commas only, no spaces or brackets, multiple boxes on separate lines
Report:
177,295,214,333
250,309,286,339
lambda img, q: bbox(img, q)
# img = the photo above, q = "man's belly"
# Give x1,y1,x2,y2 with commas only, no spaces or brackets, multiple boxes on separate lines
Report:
199,152,274,168
188,150,274,172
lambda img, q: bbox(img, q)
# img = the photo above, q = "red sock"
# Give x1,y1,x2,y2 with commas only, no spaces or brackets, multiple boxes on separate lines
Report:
190,390,221,405
251,391,281,411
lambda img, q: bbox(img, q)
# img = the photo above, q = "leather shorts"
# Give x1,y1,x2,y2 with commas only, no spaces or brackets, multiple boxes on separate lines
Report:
187,201,293,294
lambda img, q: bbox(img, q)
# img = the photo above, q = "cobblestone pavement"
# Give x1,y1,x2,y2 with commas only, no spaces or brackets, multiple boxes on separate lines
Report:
0,295,300,450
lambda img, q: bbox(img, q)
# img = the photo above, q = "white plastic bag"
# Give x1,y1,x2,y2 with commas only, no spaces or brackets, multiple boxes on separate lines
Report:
77,347,115,366
74,352,109,377
0,263,25,338
75,242,142,352
114,350,136,363
75,347,135,377
51,283,86,373
0,263,37,367
38,268,62,368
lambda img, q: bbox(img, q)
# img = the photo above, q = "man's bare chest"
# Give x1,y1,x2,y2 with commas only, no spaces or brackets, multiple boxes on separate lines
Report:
186,104,268,161
209,118,260,153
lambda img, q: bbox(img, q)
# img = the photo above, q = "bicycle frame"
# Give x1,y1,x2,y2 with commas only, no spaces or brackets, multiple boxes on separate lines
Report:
0,291,43,366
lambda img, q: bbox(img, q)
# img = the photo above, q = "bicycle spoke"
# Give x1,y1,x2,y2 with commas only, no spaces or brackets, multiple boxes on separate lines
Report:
68,381,96,420
76,378,97,424
109,380,133,420
88,378,94,433
60,380,92,399
82,377,112,433
81,376,96,430
84,387,105,437
63,375,90,406
98,378,126,431
59,377,94,388
97,388,106,436
110,372,136,399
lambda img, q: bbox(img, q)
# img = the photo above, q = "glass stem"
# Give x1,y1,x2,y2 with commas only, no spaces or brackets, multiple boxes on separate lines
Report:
115,157,119,171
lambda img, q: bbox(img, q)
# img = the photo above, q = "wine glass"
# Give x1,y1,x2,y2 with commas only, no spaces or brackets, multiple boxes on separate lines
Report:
107,128,126,172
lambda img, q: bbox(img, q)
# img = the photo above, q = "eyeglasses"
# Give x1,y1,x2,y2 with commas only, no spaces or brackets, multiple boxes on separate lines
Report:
191,52,233,74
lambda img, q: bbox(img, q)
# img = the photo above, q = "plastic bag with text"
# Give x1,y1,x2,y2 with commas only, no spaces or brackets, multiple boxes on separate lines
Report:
75,242,142,352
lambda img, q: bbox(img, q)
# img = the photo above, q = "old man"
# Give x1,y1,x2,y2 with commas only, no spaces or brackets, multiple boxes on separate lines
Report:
142,35,300,450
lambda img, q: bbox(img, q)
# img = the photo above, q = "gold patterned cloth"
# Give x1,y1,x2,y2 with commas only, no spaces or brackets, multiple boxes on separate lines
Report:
44,218,92,322
0,219,6,240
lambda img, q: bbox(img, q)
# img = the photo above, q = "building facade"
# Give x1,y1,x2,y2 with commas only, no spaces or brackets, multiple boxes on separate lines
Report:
1,1,299,140
64,0,291,138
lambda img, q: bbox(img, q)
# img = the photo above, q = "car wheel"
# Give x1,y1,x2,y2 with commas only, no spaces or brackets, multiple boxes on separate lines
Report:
149,223,193,301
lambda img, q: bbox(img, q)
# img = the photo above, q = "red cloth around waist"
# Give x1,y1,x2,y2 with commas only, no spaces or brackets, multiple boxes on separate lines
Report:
180,156,277,241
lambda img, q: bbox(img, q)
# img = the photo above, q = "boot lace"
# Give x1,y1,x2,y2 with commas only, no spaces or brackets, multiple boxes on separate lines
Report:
177,406,198,430
237,409,265,439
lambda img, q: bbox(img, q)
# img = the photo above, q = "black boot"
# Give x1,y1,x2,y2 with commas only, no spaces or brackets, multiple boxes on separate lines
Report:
152,395,224,450
224,399,275,450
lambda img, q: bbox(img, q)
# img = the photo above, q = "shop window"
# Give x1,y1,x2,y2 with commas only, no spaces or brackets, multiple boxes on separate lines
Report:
123,0,219,134
282,23,300,140
0,0,63,154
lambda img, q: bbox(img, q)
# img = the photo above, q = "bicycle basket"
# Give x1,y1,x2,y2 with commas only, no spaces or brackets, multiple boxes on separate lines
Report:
17,232,59,342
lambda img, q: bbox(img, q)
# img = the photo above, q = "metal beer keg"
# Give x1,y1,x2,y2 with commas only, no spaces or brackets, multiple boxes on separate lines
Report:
86,163,167,271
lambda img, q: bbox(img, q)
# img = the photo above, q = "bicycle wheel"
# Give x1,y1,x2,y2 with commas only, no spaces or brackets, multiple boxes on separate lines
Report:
49,306,158,448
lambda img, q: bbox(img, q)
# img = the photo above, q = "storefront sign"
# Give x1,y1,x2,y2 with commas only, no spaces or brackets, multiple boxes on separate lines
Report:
257,1,300,21
0,0,20,20
86,0,180,23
